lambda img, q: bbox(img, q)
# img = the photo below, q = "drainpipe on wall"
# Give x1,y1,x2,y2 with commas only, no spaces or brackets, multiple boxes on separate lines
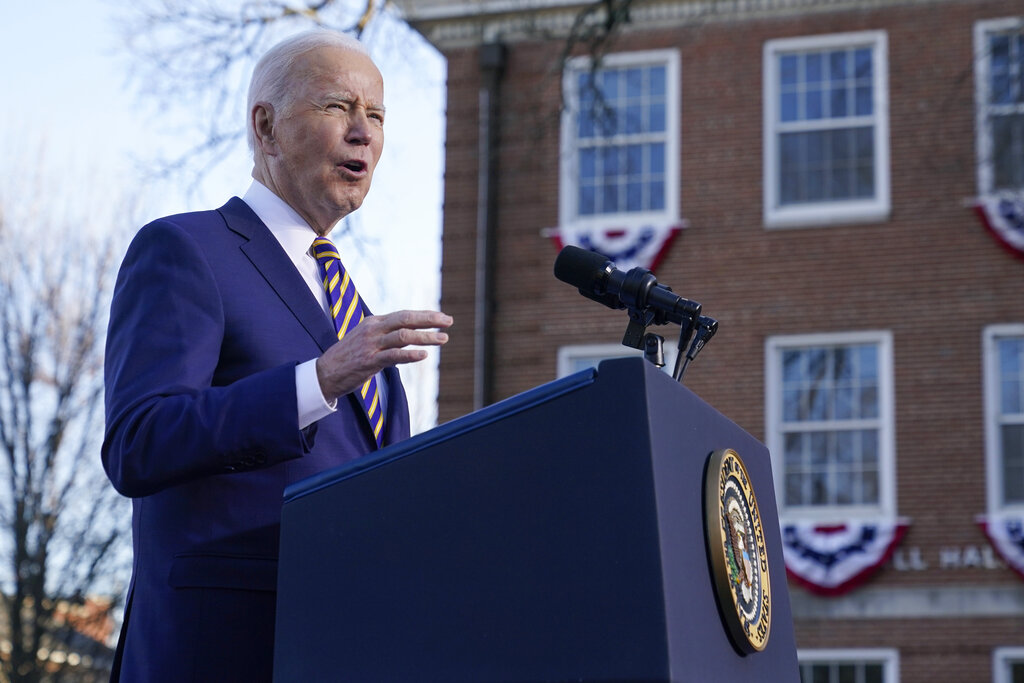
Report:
474,42,506,411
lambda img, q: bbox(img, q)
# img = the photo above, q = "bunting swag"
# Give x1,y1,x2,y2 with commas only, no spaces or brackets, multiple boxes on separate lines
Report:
974,192,1024,260
781,520,909,596
978,515,1024,579
546,224,683,272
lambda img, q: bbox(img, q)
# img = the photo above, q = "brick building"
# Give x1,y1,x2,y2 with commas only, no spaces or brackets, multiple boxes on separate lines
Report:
393,0,1024,680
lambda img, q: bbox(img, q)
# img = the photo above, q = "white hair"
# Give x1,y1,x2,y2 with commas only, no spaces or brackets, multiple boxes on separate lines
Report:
246,30,372,153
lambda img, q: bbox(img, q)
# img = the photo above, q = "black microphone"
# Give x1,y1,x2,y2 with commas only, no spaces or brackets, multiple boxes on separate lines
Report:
673,315,719,380
553,245,700,326
686,316,719,361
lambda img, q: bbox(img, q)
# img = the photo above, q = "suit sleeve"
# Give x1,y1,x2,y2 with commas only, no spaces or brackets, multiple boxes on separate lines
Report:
102,219,312,498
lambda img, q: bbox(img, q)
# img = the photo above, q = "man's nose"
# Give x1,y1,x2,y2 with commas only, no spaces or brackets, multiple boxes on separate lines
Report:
345,111,373,145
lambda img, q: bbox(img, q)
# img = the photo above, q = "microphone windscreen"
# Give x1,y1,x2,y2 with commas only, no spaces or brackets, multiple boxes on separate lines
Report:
553,245,610,289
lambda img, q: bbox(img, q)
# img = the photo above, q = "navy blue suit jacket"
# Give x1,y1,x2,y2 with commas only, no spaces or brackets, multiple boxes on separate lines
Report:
102,198,410,681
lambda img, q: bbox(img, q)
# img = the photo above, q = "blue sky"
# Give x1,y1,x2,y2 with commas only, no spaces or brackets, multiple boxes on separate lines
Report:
0,1,448,428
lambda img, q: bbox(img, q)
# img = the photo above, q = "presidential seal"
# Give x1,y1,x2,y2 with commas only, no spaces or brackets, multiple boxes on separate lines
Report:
703,448,771,654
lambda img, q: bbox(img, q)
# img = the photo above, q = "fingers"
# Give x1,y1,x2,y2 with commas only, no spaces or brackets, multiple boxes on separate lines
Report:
315,310,452,401
372,314,451,350
372,310,453,336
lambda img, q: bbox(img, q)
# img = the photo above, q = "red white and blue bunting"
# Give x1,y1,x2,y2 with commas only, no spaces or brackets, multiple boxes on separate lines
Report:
545,223,684,273
978,515,1024,579
974,192,1024,260
781,520,909,596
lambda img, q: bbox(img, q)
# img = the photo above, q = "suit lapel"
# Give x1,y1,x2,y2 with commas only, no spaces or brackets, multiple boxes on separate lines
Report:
218,197,393,449
217,197,338,353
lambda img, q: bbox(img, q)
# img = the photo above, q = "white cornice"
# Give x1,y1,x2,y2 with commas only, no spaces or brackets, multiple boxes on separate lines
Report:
393,0,592,22
391,0,955,50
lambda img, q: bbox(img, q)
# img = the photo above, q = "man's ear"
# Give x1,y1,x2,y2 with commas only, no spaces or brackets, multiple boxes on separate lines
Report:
252,102,277,153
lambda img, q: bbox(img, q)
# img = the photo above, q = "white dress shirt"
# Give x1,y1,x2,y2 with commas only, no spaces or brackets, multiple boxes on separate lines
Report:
241,180,385,431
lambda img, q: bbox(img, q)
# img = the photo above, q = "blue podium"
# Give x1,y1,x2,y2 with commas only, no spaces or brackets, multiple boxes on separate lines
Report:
273,358,798,682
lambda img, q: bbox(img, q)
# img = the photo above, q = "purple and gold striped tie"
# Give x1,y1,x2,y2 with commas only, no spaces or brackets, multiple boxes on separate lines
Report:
312,237,384,448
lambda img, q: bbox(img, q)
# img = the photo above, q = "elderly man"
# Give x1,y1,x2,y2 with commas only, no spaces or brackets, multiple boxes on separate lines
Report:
102,30,451,681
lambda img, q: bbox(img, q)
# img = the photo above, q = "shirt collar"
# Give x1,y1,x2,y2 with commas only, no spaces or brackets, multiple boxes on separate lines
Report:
242,180,319,259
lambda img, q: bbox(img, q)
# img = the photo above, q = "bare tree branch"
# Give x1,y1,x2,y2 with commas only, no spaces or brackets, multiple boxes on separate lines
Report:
118,0,388,198
0,139,133,682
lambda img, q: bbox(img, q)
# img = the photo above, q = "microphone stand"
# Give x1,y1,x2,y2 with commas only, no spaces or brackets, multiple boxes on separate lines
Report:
619,304,715,385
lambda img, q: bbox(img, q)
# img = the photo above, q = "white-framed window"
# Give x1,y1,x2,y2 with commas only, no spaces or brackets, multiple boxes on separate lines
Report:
994,646,1024,683
975,17,1024,194
765,331,896,520
556,343,677,378
984,324,1024,514
560,49,680,231
763,31,891,228
798,648,899,683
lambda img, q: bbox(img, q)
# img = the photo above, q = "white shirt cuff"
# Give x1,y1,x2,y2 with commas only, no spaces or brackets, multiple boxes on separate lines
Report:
297,358,336,430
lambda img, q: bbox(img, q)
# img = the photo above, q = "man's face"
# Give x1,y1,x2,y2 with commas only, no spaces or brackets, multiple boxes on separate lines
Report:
267,46,385,234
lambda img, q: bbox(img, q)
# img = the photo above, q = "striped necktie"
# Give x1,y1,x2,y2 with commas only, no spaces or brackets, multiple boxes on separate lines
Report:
311,237,384,448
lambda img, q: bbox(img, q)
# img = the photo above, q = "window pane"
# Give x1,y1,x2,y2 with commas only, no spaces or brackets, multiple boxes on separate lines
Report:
648,180,665,210
830,85,849,118
1000,338,1024,414
1002,338,1023,375
855,47,873,79
806,53,823,84
627,182,643,211
1004,377,1023,415
835,385,855,419
781,54,799,85
602,181,619,213
600,70,619,100
991,35,1011,104
992,113,1024,190
854,127,876,197
860,469,880,504
784,388,803,421
579,185,595,215
811,471,829,504
855,85,873,116
649,66,666,96
626,144,643,174
1004,424,1024,503
580,148,596,179
601,146,620,176
806,89,824,120
810,432,829,464
859,386,879,418
830,50,849,81
835,468,854,504
650,101,666,133
649,143,665,174
625,104,643,134
626,67,643,97
782,92,800,122
862,429,879,465
786,472,805,506
858,345,878,379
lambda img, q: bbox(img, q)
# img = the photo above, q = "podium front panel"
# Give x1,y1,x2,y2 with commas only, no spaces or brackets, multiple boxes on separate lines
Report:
274,358,798,682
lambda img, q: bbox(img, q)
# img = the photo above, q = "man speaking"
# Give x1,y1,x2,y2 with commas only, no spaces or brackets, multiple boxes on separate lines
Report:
102,30,451,681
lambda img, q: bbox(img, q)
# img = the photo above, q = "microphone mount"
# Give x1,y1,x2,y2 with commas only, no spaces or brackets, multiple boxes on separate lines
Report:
553,245,718,383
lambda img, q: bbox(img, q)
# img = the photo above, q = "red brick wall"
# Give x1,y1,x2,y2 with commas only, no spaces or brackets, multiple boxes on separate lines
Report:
435,1,1024,680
